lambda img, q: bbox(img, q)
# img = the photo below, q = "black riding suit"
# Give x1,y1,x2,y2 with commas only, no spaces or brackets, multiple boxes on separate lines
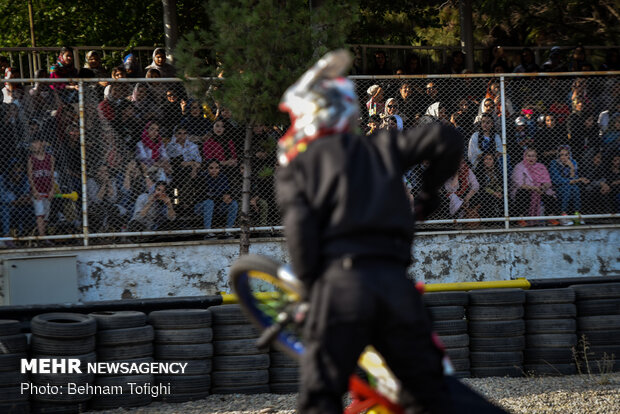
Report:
276,123,464,413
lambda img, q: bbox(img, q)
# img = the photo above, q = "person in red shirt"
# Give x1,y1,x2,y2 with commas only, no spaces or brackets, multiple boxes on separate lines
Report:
27,138,55,244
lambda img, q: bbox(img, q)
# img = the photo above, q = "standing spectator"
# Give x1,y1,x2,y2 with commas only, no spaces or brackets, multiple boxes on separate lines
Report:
474,152,504,218
404,53,424,75
511,148,560,226
581,151,613,214
484,46,510,74
0,159,32,241
567,46,590,72
566,100,590,163
549,145,589,224
542,47,567,72
365,84,385,117
129,180,176,231
194,159,238,238
49,46,79,102
369,50,391,75
27,137,55,244
2,67,24,106
27,69,60,125
145,48,176,78
513,48,540,73
87,164,124,232
442,51,466,74
123,53,143,78
84,50,109,100
468,114,502,169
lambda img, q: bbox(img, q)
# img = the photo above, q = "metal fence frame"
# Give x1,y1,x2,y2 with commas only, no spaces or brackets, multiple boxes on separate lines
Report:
0,73,618,247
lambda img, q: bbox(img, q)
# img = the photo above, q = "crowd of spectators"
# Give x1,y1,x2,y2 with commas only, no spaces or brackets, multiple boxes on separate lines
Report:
0,45,619,246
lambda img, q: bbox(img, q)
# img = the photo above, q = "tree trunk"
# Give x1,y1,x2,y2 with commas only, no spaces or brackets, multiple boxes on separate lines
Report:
162,0,179,62
239,124,253,255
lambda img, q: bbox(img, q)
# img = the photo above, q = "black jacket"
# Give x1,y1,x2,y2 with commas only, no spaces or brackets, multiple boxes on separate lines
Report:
276,123,463,283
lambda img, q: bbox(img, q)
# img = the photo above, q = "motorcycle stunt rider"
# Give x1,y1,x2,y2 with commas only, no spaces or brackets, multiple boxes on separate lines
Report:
275,49,470,413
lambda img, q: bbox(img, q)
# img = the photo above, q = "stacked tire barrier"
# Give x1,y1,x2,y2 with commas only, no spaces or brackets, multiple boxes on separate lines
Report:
30,313,97,413
571,283,620,373
149,309,213,402
524,288,577,376
269,347,300,394
89,311,154,409
0,319,29,414
467,289,525,378
211,305,270,394
423,291,470,378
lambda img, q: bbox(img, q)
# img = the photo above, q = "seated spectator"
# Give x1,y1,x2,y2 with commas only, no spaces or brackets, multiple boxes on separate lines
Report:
369,50,391,76
366,114,381,136
158,85,184,139
2,67,25,106
509,116,534,163
381,114,404,131
568,78,591,110
381,97,402,120
468,114,502,169
513,48,540,73
27,69,60,123
421,102,449,125
597,98,620,136
404,53,424,75
194,160,238,238
104,66,130,100
536,114,566,165
180,99,212,142
394,81,423,126
131,83,160,121
136,121,171,179
444,159,479,219
84,50,109,99
87,164,125,232
27,137,56,244
129,180,176,232
167,126,202,213
366,84,385,117
145,48,176,78
123,52,143,78
113,100,142,155
474,152,504,218
511,148,560,226
49,46,79,103
119,159,153,224
0,159,33,241
581,151,613,214
203,120,238,173
548,146,588,224
542,46,567,72
485,79,514,119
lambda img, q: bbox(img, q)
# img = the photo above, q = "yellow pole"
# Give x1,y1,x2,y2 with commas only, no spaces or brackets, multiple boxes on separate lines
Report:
423,278,531,292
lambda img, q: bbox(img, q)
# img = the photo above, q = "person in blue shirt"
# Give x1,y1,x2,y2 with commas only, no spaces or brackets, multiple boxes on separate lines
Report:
194,159,238,238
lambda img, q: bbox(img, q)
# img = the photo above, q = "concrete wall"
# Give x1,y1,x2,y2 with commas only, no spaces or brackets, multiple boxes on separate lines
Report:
0,227,618,304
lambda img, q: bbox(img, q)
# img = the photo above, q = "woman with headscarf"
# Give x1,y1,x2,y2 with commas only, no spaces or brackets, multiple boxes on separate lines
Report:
511,148,560,226
549,145,590,224
49,47,79,102
136,121,170,180
468,113,503,169
145,48,176,78
444,159,480,218
423,102,449,123
203,120,238,175
123,53,143,78
380,98,404,130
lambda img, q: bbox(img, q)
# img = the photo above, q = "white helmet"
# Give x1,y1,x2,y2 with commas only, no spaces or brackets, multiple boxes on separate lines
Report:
277,49,358,166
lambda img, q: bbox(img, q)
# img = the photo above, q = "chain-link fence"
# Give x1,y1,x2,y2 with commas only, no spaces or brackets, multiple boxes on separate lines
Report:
0,74,618,248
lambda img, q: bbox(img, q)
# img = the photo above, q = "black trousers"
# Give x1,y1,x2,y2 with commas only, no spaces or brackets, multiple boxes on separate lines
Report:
298,257,451,414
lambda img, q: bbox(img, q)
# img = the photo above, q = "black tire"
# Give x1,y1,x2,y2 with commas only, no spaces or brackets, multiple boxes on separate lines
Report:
0,334,27,353
270,382,299,394
469,336,525,352
97,325,154,346
30,386,92,404
157,374,211,393
269,351,299,368
94,374,154,387
586,345,620,359
470,351,523,367
0,373,28,386
578,330,620,346
471,366,523,378
212,369,269,386
452,371,471,379
0,385,28,402
90,394,152,410
423,292,468,307
31,335,95,355
211,305,251,325
577,299,620,317
0,320,21,336
32,352,97,372
157,390,210,403
426,306,465,321
468,320,525,338
437,334,469,348
0,401,29,414
0,353,26,372
148,309,212,329
269,367,299,383
445,347,469,360
212,324,259,340
97,343,153,361
468,289,525,306
30,402,87,414
213,339,268,356
577,315,620,332
526,319,576,334
432,320,467,335
524,348,575,364
155,327,213,344
31,372,94,386
95,357,155,376
525,288,575,304
213,354,270,371
525,304,576,319
89,311,147,330
450,359,470,372
211,384,270,394
526,334,577,348
467,305,523,321
30,313,96,338
158,359,212,375
524,363,577,376
570,283,620,300
155,343,213,360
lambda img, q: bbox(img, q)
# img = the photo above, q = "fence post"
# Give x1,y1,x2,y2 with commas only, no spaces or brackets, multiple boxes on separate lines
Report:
239,124,253,255
500,76,510,229
78,81,90,246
